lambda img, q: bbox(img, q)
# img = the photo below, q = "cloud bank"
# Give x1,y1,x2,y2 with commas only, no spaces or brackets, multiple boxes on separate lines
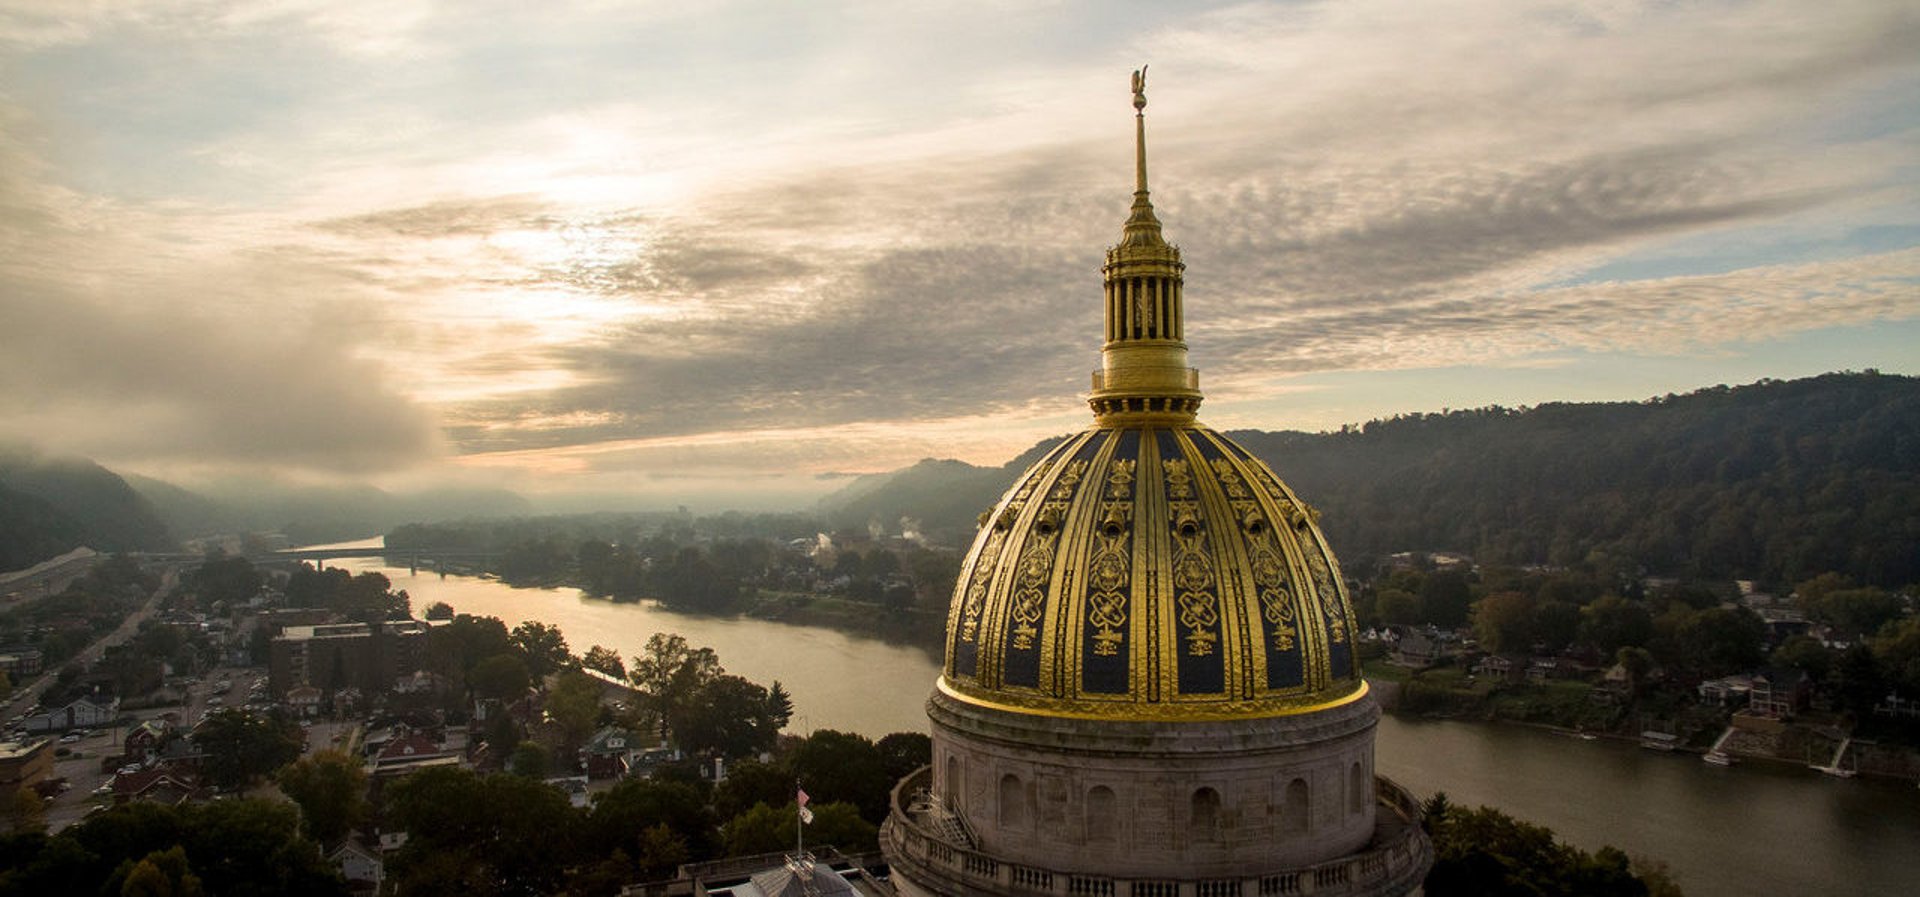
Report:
1,0,1915,499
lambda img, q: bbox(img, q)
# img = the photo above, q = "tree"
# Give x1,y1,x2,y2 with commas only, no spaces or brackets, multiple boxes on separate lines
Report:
633,823,690,880
1872,617,1920,698
712,760,796,821
546,669,604,752
187,556,260,608
509,742,550,779
386,768,580,897
1829,644,1886,716
1579,595,1653,655
109,845,204,897
628,633,722,733
1770,635,1835,681
875,731,931,782
470,653,531,703
1533,600,1580,652
1375,588,1420,626
1614,647,1654,699
788,730,890,822
1424,800,1659,897
275,750,367,845
582,645,626,680
58,799,340,895
766,681,794,730
511,621,571,683
582,778,715,860
1679,607,1767,677
672,675,779,759
1811,588,1905,638
1419,571,1474,627
427,614,513,699
192,710,302,790
424,601,455,621
1472,592,1535,655
2,786,45,835
722,801,876,857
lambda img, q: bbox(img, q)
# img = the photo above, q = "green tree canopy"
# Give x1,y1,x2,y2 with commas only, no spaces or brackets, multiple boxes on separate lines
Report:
1424,797,1668,897
470,653,532,703
275,750,367,845
1579,595,1653,655
385,768,580,897
788,730,890,822
191,710,302,791
1472,592,1536,655
671,675,780,759
582,645,626,679
510,621,571,682
546,669,605,752
721,801,876,857
582,778,715,861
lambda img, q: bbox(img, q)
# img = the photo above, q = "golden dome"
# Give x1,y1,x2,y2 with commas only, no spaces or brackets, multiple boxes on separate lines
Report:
939,69,1365,721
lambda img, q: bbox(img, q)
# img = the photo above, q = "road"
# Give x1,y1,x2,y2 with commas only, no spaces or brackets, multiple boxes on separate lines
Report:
6,565,177,717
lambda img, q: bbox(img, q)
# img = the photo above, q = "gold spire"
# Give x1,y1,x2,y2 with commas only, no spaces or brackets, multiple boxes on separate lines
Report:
1122,66,1166,249
1090,67,1201,426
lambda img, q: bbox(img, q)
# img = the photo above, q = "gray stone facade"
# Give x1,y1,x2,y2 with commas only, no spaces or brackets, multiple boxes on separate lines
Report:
929,687,1380,877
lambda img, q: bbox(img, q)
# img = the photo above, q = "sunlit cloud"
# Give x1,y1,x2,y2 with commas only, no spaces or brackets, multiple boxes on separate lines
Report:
0,0,1914,501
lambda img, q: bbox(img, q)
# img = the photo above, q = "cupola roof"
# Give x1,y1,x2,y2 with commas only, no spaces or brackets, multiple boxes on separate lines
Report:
939,70,1366,721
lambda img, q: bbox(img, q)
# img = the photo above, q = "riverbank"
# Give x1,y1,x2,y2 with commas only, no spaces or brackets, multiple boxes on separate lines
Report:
476,568,950,658
1365,658,1920,784
311,545,1920,897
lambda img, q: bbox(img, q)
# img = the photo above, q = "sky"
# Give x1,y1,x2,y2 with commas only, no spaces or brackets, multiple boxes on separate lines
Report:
1,0,1916,510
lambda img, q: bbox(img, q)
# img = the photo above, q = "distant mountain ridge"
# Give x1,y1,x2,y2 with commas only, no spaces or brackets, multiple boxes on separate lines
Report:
0,444,535,571
817,372,1920,586
125,478,535,548
0,447,175,570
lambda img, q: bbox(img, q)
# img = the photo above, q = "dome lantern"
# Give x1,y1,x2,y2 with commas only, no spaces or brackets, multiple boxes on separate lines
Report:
1091,66,1203,427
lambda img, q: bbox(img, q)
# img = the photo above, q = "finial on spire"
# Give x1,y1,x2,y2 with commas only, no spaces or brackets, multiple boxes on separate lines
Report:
1131,66,1150,196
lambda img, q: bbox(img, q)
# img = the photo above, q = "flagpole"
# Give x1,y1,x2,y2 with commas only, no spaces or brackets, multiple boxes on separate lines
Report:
795,779,805,860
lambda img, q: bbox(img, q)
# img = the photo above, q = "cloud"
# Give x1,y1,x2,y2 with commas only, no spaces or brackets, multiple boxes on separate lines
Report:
0,107,443,474
2,0,1916,496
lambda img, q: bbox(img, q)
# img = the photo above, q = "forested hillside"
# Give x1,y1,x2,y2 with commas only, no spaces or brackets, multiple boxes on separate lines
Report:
822,373,1919,586
0,447,174,569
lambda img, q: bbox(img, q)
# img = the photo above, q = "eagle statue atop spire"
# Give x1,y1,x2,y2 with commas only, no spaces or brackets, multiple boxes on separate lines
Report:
1131,65,1148,111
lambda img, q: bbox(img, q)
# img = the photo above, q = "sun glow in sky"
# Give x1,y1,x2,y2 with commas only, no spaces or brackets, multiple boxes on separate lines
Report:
1,0,1916,509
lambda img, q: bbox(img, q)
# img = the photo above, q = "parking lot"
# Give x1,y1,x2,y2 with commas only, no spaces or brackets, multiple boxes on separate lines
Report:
25,664,278,832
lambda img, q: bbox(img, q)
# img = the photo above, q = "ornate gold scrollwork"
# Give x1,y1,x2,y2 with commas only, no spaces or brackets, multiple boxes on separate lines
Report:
1305,547,1346,644
958,524,1008,643
1248,538,1298,652
1087,500,1132,656
1009,501,1068,651
1210,458,1249,498
1167,474,1217,657
1106,458,1136,500
1164,458,1193,500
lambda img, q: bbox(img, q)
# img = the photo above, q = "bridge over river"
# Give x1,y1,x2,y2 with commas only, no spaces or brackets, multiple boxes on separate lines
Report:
136,546,498,576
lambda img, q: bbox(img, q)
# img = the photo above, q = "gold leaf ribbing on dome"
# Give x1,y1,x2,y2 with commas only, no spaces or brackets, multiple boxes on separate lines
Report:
1091,65,1202,427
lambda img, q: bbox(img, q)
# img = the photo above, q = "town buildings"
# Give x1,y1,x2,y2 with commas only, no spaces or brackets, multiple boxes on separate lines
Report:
268,620,430,698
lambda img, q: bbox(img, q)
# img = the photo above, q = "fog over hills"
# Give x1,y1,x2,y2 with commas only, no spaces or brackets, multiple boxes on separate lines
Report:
0,443,533,569
0,446,174,569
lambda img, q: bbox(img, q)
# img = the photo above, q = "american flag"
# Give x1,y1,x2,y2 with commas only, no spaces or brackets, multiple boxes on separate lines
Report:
797,787,813,824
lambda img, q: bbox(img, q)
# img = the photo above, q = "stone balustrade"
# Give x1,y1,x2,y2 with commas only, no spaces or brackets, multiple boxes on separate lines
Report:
883,767,1432,897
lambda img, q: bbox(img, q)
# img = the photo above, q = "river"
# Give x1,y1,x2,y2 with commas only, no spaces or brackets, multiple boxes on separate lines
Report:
318,540,1919,897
